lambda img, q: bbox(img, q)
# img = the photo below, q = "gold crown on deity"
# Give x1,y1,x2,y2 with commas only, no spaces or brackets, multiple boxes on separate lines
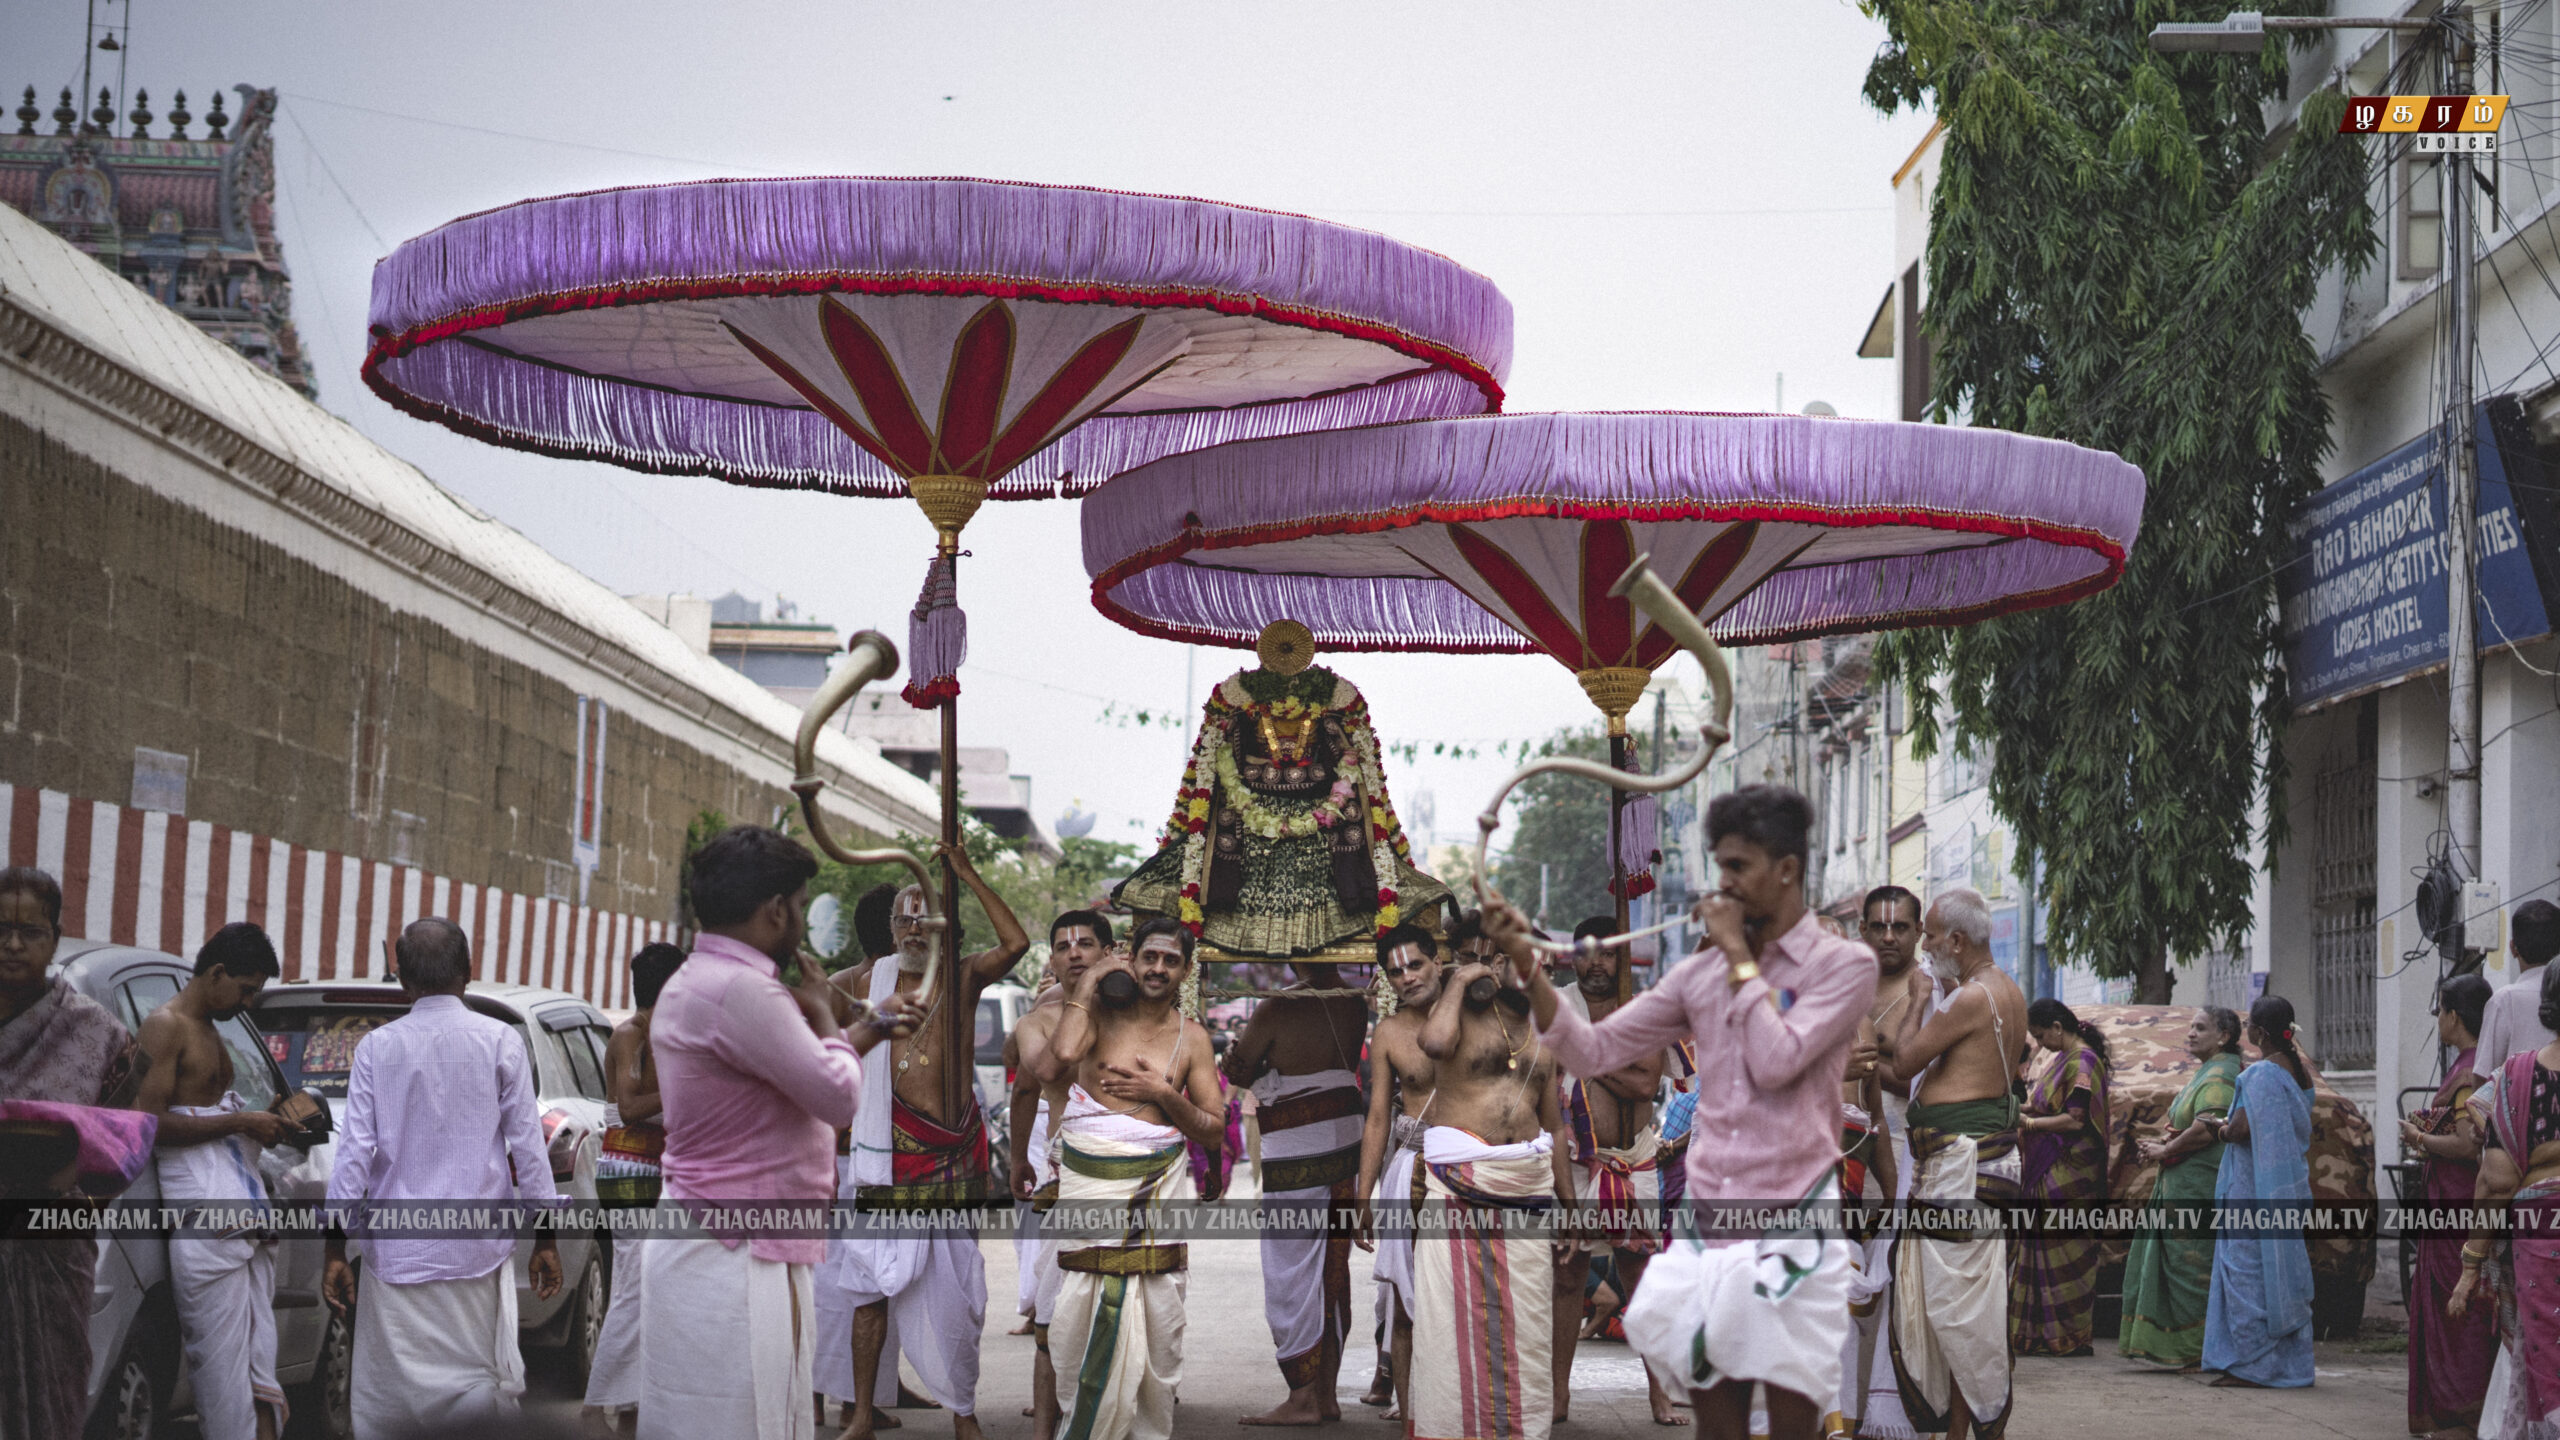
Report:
1255,619,1316,676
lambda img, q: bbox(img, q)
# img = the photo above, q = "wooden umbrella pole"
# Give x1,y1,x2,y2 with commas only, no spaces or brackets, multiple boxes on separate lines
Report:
911,475,988,1131
1609,729,1631,998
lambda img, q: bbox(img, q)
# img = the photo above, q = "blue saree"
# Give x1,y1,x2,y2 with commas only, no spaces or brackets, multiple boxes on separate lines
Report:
2201,1058,2315,1387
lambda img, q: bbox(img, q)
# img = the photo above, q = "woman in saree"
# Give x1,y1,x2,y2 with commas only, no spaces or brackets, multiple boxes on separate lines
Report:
2009,998,2113,1355
2449,960,2560,1440
2118,1006,2244,1369
2201,995,2317,1389
2403,975,2493,1439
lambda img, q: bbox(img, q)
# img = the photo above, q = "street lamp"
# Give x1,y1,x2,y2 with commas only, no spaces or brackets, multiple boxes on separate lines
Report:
2147,10,2432,51
2146,8,2490,896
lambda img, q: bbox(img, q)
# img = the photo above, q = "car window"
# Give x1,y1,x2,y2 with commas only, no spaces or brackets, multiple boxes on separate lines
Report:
975,996,1006,1068
560,1023,606,1101
116,973,182,1032
257,1007,409,1099
214,1013,279,1111
583,1026,617,1100
533,1024,582,1100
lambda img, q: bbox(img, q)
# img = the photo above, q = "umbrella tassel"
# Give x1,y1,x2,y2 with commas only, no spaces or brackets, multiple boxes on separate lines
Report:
901,554,966,708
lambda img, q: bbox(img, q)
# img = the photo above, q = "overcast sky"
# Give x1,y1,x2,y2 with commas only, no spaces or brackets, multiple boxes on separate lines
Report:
15,0,1933,854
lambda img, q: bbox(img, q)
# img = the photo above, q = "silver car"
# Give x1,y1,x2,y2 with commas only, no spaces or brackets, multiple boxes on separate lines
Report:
251,980,618,1426
49,938,339,1440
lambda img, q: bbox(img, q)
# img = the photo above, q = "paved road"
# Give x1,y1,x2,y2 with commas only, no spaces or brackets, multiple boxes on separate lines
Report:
518,1163,2413,1439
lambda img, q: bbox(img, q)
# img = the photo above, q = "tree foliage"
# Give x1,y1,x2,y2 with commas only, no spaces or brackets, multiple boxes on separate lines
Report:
1861,0,2375,996
1492,727,1620,932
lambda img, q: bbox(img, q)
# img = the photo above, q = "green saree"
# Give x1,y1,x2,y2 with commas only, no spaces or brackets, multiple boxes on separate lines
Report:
2117,1050,2242,1367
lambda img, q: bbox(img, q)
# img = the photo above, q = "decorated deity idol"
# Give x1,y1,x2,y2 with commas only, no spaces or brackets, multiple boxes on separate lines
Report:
1115,620,1449,964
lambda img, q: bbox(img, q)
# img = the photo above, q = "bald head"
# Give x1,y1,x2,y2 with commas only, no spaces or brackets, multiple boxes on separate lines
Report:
395,918,472,994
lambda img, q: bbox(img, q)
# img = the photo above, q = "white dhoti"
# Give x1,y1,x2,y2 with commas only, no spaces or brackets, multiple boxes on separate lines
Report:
635,1233,812,1440
352,1263,523,1440
1370,1145,1419,1319
815,1152,910,1411
163,1097,285,1440
1888,1118,2019,1438
1050,1105,1194,1440
1409,1128,1555,1440
1019,1098,1054,1318
1841,1094,1925,1440
1622,1177,1856,1409
1252,1070,1361,1388
582,1230,646,1411
1570,1124,1663,1256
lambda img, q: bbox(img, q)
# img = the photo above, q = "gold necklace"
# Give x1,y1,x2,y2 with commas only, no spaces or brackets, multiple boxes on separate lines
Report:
1497,1008,1526,1072
893,973,943,1076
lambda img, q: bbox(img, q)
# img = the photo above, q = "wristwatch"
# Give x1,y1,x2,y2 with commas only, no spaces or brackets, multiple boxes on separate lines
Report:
1727,957,1762,988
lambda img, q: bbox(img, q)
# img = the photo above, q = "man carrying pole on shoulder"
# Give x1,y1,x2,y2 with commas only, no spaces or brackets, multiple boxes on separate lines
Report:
1033,917,1227,1440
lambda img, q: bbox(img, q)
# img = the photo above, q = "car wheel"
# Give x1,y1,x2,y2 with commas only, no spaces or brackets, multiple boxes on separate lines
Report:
307,1309,355,1440
83,1330,160,1440
566,1251,606,1386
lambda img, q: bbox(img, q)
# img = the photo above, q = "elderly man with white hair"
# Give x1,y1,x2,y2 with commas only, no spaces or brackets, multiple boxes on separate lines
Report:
1875,888,2031,1440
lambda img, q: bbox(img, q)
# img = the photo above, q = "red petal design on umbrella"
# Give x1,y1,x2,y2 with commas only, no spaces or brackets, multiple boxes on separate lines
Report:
819,298,937,476
983,316,1149,479
721,322,906,475
1579,520,1637,665
936,302,1015,477
1632,523,1758,669
1448,523,1589,666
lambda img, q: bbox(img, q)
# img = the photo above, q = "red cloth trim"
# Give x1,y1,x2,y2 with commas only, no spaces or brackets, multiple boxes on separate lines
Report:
360,268,1505,435
901,676,960,707
1092,496,2128,653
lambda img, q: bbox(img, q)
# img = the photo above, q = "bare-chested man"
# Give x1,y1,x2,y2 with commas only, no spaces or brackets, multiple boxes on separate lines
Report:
1004,911,1112,1440
1403,929,1573,1440
135,922,299,1440
1552,917,1679,1427
1352,922,1450,1423
825,844,1030,1440
1835,884,1921,1438
1036,917,1228,1440
1877,887,2029,1440
1224,955,1369,1426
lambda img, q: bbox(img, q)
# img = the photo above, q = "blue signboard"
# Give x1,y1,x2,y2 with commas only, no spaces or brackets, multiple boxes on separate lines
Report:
2279,402,2554,709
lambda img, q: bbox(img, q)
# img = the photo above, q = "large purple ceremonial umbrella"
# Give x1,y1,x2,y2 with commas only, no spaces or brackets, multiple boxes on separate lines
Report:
364,175,1513,1113
1083,410,2147,933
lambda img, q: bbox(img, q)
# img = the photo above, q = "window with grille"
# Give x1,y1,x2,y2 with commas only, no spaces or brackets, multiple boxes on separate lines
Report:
2309,704,2379,1069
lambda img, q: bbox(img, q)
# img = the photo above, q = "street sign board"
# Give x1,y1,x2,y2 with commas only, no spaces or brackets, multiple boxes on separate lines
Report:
2278,400,2555,710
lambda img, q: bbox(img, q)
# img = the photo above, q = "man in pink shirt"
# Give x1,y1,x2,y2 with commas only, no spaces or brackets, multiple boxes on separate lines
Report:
1488,784,1872,1440
638,826,910,1440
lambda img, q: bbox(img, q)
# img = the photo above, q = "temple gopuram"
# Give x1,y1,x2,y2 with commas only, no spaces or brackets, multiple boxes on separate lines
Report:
2,83,314,396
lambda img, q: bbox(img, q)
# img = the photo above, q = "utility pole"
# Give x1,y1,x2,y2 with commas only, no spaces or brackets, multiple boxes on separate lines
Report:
2443,12,2484,884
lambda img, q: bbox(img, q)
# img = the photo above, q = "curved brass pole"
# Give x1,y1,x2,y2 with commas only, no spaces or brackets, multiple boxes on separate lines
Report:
792,630,948,1001
1472,555,1736,960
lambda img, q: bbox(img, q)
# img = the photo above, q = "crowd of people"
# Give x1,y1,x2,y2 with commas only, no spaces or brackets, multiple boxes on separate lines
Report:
3,790,2558,1440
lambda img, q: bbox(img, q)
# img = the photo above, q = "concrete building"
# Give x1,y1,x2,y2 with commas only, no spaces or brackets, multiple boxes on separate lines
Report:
2257,13,2560,1132
0,196,936,1009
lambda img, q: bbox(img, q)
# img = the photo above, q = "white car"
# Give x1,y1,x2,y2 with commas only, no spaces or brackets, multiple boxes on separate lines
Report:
974,982,1034,1159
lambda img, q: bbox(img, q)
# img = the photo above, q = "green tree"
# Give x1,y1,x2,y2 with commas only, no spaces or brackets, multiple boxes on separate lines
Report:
1861,0,2375,997
1492,727,1619,932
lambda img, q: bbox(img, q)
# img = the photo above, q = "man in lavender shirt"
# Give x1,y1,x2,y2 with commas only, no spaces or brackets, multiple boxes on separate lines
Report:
1487,784,1872,1440
323,918,563,1440
638,826,910,1440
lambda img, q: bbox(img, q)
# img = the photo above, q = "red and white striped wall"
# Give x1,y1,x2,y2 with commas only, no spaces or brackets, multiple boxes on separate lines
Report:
1,782,671,1011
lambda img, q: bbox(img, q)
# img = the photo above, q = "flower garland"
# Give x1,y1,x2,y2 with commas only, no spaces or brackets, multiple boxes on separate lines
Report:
1159,673,1416,940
